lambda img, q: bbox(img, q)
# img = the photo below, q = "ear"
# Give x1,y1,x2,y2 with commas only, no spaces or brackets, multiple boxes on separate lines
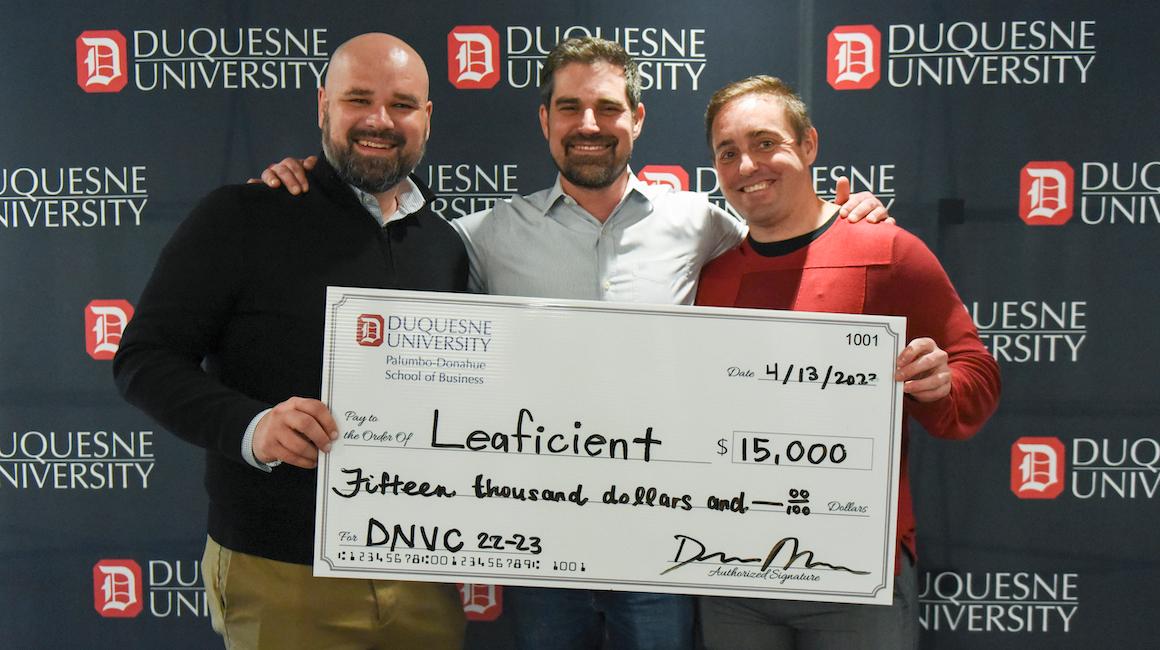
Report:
317,87,327,130
802,126,818,165
631,101,646,141
539,104,550,141
425,100,433,140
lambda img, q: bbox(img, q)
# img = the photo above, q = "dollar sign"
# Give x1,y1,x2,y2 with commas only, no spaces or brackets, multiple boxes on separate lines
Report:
717,438,728,455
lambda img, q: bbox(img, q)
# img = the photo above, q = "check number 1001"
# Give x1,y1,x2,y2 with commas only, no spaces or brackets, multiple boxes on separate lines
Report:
847,333,879,346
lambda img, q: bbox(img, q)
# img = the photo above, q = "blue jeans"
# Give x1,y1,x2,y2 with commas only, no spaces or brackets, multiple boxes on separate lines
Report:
506,587,694,650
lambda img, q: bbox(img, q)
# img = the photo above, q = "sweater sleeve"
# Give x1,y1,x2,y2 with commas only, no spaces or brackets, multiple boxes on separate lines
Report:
880,231,1001,440
112,187,270,464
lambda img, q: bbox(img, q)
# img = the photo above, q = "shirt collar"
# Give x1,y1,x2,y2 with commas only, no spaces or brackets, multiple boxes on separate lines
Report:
349,177,424,227
540,169,653,218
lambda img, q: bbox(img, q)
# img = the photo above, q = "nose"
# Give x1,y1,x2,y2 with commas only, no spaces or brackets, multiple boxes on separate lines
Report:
738,152,757,176
577,108,599,133
366,105,394,129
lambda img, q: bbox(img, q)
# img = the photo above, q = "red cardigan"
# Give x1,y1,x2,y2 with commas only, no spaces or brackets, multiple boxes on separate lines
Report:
696,217,1000,573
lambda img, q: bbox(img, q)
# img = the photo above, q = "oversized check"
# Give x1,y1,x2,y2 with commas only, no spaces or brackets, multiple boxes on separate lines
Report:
315,287,905,604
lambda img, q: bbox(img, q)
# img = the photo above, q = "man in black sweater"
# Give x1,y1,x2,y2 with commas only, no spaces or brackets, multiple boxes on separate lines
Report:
113,33,467,649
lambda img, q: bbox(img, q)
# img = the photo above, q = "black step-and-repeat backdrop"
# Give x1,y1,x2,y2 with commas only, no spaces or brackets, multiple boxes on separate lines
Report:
2,1,1157,648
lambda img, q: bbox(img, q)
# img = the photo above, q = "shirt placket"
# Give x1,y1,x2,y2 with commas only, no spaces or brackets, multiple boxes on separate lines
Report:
598,211,636,302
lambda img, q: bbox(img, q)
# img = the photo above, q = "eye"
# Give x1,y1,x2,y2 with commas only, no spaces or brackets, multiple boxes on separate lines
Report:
345,98,370,105
716,150,736,162
758,139,777,150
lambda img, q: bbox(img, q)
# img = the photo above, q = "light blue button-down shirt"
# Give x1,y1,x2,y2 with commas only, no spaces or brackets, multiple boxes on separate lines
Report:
452,173,745,305
349,177,426,227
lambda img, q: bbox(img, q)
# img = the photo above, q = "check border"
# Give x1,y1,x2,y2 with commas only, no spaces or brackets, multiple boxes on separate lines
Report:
317,288,904,601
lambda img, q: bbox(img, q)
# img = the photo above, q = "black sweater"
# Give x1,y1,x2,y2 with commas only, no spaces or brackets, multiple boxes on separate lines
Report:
114,157,467,563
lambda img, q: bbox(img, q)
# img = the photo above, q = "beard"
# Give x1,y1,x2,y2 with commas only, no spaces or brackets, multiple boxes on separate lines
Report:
555,135,631,189
321,111,424,194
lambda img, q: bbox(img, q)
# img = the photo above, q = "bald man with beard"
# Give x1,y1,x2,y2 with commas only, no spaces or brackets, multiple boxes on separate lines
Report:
113,34,467,649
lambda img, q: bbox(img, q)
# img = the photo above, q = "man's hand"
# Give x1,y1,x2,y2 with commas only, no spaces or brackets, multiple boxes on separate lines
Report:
834,176,895,224
251,155,317,195
895,337,951,402
252,396,338,469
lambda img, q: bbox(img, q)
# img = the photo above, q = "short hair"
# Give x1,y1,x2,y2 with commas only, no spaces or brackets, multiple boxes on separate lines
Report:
540,37,641,110
704,75,812,147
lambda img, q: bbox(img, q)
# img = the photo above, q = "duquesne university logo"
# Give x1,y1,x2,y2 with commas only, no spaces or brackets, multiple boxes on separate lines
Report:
637,165,689,191
448,26,501,89
826,20,1095,89
76,30,128,93
827,25,881,90
458,583,503,621
356,313,384,347
1011,436,1066,499
73,26,328,92
1020,161,1075,226
93,559,143,617
85,299,134,361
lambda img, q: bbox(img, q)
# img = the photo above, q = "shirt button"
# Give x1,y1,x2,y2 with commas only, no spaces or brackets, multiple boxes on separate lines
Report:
603,281,612,290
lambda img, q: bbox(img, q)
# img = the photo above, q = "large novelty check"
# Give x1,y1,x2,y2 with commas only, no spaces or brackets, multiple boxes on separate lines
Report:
315,288,905,604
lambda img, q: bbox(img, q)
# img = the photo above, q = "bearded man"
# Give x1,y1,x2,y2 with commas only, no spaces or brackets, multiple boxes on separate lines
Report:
112,33,467,649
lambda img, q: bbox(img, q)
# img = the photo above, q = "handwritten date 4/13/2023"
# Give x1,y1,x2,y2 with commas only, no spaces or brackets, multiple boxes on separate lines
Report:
762,363,878,389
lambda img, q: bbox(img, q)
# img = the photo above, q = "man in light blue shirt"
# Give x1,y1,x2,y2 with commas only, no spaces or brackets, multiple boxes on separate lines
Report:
452,36,741,650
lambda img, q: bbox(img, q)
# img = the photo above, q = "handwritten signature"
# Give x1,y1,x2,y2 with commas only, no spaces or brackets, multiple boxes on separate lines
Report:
662,533,869,576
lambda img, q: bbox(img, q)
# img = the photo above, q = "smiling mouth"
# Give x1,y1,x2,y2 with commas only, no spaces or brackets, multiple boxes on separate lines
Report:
356,139,396,150
741,180,773,193
565,138,615,156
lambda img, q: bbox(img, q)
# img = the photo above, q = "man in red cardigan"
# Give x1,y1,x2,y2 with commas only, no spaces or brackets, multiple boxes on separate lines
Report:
695,76,1000,650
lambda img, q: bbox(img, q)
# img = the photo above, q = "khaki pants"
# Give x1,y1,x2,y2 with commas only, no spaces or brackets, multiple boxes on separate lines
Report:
202,537,465,649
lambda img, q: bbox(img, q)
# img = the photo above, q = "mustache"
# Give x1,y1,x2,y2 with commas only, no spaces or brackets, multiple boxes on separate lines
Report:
564,135,616,148
348,129,406,147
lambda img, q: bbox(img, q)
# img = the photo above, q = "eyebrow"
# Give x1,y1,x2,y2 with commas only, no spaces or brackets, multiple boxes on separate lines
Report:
714,129,782,151
553,96,626,109
340,88,423,105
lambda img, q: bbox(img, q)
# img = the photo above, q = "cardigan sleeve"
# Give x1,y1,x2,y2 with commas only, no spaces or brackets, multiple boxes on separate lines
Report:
113,187,270,464
878,230,1001,440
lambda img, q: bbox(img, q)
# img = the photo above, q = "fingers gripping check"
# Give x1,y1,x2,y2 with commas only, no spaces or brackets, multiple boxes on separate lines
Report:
894,337,952,402
252,396,338,469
